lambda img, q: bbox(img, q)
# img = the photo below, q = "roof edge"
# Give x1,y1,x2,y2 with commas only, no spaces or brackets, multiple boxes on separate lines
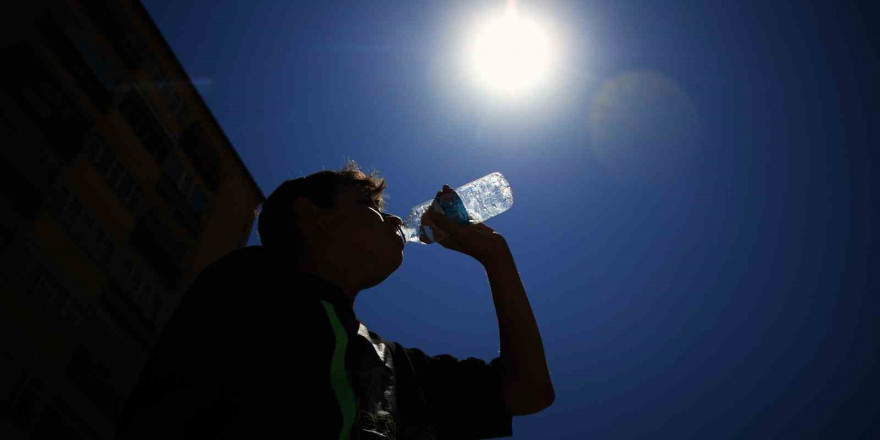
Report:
130,0,266,205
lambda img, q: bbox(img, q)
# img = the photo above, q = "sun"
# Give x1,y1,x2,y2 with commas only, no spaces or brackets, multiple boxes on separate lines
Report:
470,3,553,97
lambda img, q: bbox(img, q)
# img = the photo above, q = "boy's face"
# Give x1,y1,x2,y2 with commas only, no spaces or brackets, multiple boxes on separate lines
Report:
318,184,405,289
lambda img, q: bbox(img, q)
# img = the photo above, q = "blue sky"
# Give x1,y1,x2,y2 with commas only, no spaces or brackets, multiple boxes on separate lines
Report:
143,1,876,438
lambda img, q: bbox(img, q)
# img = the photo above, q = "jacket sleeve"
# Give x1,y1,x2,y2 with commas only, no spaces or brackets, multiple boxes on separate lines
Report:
403,346,513,439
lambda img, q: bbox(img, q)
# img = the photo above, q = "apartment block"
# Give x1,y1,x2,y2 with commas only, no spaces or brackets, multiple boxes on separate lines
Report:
0,1,265,438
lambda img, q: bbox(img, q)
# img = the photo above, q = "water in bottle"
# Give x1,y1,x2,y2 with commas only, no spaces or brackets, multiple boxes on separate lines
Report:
401,172,513,245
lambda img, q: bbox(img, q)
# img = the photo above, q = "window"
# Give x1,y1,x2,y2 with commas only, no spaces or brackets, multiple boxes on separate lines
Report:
98,281,158,348
158,153,210,237
18,250,88,327
190,187,210,215
152,69,189,124
130,209,184,289
48,186,116,267
116,174,134,203
1,43,92,162
119,91,173,164
133,283,161,324
83,132,145,215
107,253,163,332
36,12,111,111
124,188,144,214
79,0,152,71
179,123,222,191
70,21,122,95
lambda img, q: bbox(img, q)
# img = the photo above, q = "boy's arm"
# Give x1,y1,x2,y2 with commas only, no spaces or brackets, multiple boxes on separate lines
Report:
421,195,555,415
482,242,555,415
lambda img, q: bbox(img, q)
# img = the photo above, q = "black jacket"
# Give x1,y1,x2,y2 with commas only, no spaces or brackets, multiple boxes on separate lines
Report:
115,246,512,439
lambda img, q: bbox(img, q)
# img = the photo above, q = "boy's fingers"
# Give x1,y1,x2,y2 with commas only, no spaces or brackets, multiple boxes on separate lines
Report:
429,208,459,230
472,223,492,232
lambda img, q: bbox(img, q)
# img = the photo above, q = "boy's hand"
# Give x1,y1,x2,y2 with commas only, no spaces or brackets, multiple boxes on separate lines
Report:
420,185,510,265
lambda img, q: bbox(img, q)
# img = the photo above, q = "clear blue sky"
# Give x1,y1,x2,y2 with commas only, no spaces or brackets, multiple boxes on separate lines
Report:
143,1,876,438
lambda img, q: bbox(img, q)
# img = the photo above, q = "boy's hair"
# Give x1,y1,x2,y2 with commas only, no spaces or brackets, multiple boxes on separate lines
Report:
257,159,387,253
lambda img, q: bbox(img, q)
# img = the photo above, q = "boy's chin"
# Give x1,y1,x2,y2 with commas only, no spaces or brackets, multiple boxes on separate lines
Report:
361,260,402,291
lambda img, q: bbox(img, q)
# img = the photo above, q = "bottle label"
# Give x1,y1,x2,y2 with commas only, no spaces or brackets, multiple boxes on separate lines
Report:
417,190,470,243
434,190,470,224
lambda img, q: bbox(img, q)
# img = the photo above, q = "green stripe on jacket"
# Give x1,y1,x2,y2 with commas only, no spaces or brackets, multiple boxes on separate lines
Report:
321,300,357,440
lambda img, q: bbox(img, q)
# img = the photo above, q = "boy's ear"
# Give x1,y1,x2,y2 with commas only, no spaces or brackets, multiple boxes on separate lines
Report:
292,197,330,231
291,196,316,218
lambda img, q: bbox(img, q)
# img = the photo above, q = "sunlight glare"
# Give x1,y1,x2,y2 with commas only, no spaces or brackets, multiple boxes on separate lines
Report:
470,3,553,97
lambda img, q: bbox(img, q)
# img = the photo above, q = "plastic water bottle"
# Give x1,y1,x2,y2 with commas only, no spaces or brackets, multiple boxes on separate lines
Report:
401,172,514,245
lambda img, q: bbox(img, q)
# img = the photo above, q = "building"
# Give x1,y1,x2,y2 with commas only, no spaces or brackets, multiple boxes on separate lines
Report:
0,1,265,438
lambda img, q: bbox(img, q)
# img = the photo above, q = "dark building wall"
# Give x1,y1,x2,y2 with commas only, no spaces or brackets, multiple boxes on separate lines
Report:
1,1,265,438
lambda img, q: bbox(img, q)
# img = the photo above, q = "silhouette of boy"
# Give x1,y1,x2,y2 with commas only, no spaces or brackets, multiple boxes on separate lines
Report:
115,160,553,439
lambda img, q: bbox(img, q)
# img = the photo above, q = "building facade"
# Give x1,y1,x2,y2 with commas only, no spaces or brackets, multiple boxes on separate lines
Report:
0,1,265,438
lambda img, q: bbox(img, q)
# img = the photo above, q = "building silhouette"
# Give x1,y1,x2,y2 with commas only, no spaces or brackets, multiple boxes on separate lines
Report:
1,1,265,438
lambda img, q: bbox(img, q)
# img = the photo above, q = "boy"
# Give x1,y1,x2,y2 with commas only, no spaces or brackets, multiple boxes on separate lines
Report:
115,161,553,439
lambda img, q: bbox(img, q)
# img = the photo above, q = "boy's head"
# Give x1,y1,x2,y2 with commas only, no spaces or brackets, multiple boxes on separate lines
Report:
257,160,405,290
